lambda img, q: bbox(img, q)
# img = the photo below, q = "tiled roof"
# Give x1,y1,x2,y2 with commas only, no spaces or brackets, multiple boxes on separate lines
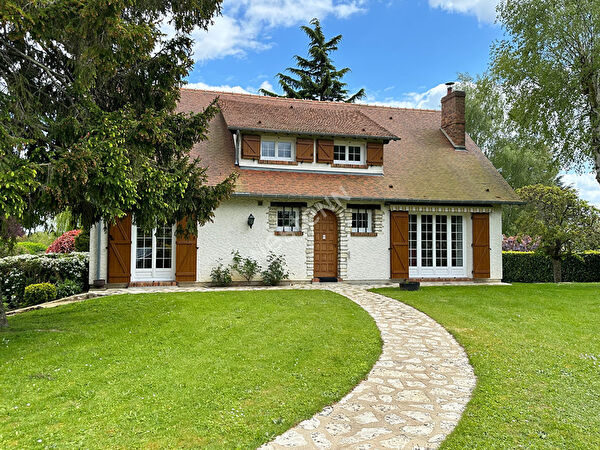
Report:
178,89,522,205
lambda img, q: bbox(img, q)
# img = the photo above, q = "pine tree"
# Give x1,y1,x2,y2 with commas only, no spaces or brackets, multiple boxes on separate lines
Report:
260,18,365,103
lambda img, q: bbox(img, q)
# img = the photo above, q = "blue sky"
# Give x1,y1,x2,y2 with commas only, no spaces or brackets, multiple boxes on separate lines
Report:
178,0,600,206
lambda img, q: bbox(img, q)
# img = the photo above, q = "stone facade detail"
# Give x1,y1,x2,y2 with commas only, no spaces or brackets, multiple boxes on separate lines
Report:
304,202,349,280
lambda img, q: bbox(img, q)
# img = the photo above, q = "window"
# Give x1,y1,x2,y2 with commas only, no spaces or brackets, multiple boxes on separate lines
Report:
351,209,372,233
277,206,300,232
261,137,294,161
421,215,433,267
436,215,448,267
333,141,365,164
155,226,173,269
451,216,464,267
136,230,153,269
409,215,417,267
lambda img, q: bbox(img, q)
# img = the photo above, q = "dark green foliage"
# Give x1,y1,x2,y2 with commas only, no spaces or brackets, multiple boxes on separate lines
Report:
231,250,261,282
0,253,88,309
56,279,83,299
74,227,90,252
503,251,600,283
209,259,232,286
261,252,290,286
14,242,47,255
260,18,365,103
23,283,57,307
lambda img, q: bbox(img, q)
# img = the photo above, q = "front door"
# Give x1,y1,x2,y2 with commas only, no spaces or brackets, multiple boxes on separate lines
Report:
131,225,175,281
314,210,338,280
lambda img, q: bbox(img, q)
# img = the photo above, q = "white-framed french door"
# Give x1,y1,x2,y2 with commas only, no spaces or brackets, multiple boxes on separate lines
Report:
408,213,467,278
131,225,176,281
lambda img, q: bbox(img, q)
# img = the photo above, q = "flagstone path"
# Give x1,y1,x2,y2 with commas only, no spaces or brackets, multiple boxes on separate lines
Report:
7,283,476,449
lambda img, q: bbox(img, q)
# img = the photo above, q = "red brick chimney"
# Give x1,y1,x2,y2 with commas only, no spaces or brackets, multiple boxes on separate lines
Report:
441,82,466,149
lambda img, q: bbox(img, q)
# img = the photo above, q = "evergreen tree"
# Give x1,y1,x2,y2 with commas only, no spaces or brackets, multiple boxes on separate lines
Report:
260,18,365,103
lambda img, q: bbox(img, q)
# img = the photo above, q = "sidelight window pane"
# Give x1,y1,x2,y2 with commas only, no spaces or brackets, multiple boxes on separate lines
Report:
451,216,463,267
421,215,433,267
436,215,448,267
409,215,417,267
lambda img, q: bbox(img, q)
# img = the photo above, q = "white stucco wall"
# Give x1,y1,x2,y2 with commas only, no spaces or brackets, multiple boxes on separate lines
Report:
346,209,390,280
196,198,309,282
489,206,503,281
89,221,108,284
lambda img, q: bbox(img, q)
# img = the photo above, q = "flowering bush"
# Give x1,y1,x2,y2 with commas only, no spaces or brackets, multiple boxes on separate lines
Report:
0,252,88,309
46,229,82,254
502,235,540,252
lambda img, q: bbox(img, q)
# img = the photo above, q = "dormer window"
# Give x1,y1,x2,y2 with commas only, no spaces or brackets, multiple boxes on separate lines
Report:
261,136,294,161
334,141,365,164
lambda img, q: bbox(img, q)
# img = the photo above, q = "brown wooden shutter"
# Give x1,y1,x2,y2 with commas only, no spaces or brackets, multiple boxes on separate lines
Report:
472,213,491,278
241,134,260,159
175,218,197,282
296,138,314,162
390,211,409,279
317,139,334,163
107,214,132,284
367,142,384,165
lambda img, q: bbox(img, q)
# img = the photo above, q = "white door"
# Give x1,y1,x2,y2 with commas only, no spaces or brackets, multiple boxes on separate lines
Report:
131,225,175,281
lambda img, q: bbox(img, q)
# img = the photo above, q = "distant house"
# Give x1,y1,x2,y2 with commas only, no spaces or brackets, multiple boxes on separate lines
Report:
89,84,520,286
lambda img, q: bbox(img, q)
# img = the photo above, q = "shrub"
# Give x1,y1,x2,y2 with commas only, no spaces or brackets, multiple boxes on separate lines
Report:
503,251,600,283
15,242,48,255
74,228,90,252
0,252,88,309
502,235,540,252
46,230,82,254
23,283,57,307
56,279,83,299
231,250,261,282
261,252,289,286
210,260,232,286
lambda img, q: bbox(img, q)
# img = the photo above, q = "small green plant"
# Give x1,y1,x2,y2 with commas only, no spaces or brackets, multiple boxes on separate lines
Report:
23,283,57,307
261,252,290,286
56,279,83,299
231,250,261,282
210,260,232,286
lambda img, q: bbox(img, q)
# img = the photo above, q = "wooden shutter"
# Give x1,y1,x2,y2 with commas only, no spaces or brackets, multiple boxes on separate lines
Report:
367,142,384,165
107,214,132,284
317,139,334,163
175,218,197,282
472,213,490,278
296,138,314,162
241,134,260,159
390,211,409,279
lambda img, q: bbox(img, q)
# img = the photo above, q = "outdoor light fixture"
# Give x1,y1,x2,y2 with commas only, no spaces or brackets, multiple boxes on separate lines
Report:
247,214,255,228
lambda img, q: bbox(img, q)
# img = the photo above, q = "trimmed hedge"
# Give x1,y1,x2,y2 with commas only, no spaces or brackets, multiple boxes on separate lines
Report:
15,241,48,255
23,283,57,306
503,251,600,283
0,252,88,309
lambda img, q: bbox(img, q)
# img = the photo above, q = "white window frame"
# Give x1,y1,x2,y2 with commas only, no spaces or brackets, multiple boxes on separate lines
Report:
333,140,365,165
131,224,176,281
261,136,295,161
351,209,373,233
408,214,467,278
276,206,301,232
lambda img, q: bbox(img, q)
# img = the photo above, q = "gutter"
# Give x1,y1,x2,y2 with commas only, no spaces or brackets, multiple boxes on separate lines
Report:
229,126,400,143
231,192,525,206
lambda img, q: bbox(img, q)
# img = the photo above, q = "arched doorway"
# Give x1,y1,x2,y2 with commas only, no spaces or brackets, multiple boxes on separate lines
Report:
313,209,338,280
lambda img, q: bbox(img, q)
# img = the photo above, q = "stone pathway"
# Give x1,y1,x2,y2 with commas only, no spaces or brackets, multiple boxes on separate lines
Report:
261,284,476,449
7,283,477,449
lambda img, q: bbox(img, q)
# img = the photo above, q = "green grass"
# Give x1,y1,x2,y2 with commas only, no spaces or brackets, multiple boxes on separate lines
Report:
0,290,381,449
372,283,600,449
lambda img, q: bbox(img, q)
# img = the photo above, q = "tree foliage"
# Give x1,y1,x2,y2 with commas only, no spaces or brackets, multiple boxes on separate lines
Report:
516,184,600,282
492,0,600,185
259,18,365,103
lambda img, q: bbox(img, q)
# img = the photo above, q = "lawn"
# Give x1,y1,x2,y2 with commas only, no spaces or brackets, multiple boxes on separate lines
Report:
0,290,381,449
373,283,600,449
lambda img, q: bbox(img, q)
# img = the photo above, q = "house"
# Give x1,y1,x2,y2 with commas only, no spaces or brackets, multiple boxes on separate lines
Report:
89,84,521,286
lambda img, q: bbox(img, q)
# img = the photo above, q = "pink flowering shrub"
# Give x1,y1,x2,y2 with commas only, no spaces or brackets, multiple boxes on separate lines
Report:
46,230,82,254
502,234,540,252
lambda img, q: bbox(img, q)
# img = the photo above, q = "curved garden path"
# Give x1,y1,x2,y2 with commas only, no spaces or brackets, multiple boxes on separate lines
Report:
7,283,476,448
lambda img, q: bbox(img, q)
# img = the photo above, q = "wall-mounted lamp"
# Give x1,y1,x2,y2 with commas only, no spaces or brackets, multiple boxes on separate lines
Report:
247,213,255,229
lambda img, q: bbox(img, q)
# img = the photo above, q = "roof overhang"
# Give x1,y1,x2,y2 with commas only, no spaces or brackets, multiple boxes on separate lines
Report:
229,126,400,143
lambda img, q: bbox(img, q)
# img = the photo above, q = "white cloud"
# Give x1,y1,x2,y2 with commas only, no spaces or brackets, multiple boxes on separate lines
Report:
184,79,275,95
191,0,365,62
428,0,499,23
362,83,448,110
562,172,600,207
